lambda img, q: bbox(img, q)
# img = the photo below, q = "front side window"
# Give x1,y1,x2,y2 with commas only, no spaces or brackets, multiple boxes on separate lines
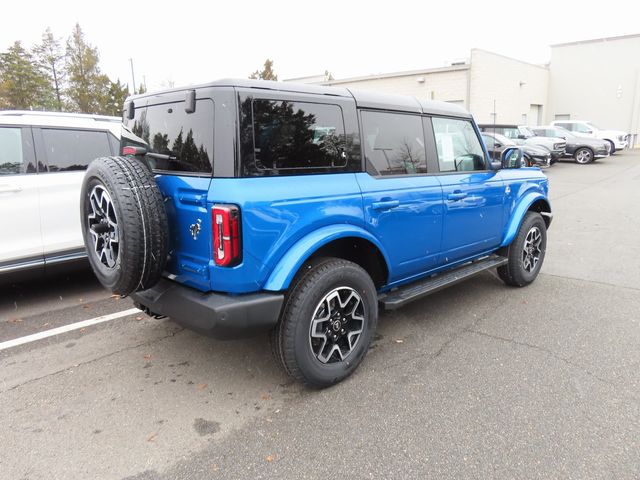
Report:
432,117,486,172
0,127,24,175
574,123,593,133
361,111,427,176
41,129,111,172
126,99,214,174
240,99,347,176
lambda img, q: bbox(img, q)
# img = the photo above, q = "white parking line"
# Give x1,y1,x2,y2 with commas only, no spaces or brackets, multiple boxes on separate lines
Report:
0,308,140,352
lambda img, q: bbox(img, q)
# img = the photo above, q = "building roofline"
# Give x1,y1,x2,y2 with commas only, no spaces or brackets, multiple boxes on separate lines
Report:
551,32,640,48
470,48,549,70
322,64,469,85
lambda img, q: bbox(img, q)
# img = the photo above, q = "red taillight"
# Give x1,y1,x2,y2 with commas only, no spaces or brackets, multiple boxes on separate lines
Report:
122,146,147,156
212,204,241,267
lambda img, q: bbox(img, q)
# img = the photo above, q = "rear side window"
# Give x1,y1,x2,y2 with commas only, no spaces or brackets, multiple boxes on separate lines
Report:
41,129,111,172
0,127,25,175
361,111,427,176
432,117,486,172
126,99,214,174
240,99,348,176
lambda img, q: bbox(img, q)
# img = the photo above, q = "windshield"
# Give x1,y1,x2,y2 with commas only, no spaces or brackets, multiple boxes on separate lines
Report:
518,126,535,138
494,133,515,146
554,127,576,138
586,122,600,130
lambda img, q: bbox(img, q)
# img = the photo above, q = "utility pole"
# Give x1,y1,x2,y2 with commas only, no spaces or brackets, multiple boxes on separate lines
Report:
129,58,136,94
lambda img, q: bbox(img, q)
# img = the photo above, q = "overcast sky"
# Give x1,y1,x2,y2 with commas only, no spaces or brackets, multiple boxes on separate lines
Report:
2,0,639,92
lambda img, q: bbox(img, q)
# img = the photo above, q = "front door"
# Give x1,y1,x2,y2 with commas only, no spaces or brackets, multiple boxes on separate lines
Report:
431,117,505,264
357,110,443,283
0,126,43,271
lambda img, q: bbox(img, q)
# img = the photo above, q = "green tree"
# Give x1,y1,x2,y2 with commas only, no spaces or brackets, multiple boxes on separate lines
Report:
249,59,278,81
136,83,146,95
0,41,52,110
65,23,110,113
33,28,65,111
104,79,129,117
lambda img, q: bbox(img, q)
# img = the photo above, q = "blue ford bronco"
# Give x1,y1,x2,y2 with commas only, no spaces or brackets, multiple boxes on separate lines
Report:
80,79,551,387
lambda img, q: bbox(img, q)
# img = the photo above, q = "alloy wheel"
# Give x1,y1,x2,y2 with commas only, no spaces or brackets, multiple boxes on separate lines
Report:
522,226,542,273
309,287,365,364
87,184,120,268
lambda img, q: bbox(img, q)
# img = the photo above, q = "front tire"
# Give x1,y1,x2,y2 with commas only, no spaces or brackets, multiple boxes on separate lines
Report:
497,212,547,287
272,258,378,388
606,140,616,154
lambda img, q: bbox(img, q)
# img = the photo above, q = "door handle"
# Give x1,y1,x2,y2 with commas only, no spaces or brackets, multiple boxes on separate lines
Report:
447,191,468,201
0,185,22,194
371,199,400,210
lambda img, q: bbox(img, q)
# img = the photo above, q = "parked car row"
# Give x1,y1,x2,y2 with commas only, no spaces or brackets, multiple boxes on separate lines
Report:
479,120,629,165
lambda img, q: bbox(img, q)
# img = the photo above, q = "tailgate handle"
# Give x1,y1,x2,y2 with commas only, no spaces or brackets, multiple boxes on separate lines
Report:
179,192,207,207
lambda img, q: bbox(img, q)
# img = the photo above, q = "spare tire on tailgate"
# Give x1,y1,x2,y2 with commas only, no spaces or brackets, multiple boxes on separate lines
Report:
80,156,169,296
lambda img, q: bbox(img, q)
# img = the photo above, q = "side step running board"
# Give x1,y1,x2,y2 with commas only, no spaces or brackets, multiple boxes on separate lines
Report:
379,255,508,310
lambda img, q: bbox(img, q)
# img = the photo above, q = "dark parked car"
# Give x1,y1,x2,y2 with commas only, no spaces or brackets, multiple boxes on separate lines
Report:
531,126,610,164
478,124,565,161
481,132,551,168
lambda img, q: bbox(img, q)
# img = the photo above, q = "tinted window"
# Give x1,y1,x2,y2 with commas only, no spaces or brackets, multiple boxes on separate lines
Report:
42,129,111,172
432,117,486,172
107,133,119,154
554,122,571,131
240,99,347,176
361,111,426,176
126,99,214,173
0,127,24,175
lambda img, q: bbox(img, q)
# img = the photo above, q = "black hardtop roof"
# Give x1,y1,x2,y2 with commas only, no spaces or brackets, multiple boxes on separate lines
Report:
127,78,471,118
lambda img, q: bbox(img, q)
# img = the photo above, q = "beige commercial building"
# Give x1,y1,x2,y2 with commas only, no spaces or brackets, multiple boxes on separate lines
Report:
289,34,640,146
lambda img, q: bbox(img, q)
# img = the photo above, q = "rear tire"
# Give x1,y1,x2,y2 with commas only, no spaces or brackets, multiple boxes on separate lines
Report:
80,156,169,296
574,147,594,164
497,212,546,287
272,257,378,388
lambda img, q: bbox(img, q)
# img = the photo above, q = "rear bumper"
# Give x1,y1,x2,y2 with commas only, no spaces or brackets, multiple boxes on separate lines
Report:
131,278,284,340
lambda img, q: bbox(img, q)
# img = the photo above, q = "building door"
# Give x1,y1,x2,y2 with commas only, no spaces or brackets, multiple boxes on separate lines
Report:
528,104,543,126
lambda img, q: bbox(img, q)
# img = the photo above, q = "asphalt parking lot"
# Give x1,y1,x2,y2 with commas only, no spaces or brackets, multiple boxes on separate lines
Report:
1,151,639,480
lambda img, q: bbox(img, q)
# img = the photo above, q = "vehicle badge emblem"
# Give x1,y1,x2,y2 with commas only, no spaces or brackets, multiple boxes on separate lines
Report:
189,219,202,240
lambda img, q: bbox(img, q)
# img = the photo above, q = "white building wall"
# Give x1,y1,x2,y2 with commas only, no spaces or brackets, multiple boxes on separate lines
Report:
468,49,549,125
324,68,469,105
548,35,640,143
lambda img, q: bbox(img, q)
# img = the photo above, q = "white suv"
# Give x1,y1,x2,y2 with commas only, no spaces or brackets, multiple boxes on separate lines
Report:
0,111,121,280
550,120,629,154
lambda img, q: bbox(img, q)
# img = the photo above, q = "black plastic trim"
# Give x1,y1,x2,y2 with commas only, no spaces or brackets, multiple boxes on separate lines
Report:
130,278,284,340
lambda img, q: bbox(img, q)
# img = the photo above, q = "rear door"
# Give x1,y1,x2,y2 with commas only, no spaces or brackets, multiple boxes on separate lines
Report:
35,127,115,261
0,125,42,272
123,91,215,290
430,116,505,264
356,110,443,283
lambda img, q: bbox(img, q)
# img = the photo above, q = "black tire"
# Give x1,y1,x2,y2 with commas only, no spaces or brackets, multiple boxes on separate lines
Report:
606,140,616,155
272,257,378,388
80,156,169,296
497,212,546,287
574,147,594,164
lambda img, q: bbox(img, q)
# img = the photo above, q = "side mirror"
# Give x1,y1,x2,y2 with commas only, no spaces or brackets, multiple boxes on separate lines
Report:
501,147,523,169
491,160,502,170
517,134,527,139
494,142,502,148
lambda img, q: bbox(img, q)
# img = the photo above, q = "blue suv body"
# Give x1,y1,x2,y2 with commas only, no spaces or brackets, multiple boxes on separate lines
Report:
82,79,551,387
